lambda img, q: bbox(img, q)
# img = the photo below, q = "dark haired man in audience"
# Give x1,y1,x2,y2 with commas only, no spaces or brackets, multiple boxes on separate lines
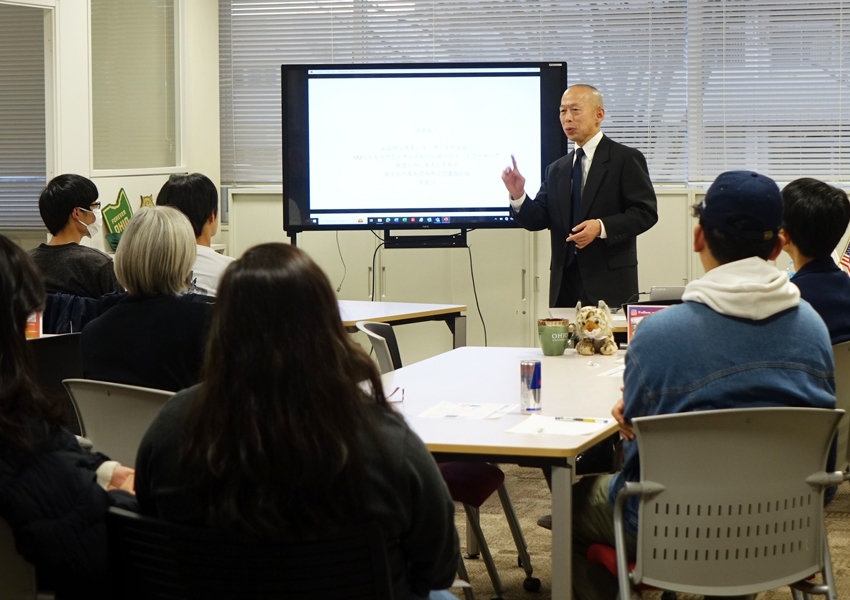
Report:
781,177,850,345
156,173,234,296
572,171,837,600
28,174,123,298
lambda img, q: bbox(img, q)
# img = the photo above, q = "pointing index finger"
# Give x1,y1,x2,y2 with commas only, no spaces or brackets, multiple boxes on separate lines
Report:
511,154,518,170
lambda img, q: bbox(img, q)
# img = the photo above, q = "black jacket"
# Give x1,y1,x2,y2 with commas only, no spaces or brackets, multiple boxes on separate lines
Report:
0,421,137,599
81,294,213,392
136,387,460,599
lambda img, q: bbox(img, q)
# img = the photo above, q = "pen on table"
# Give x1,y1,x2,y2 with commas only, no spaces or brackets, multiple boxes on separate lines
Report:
387,387,404,402
554,416,612,423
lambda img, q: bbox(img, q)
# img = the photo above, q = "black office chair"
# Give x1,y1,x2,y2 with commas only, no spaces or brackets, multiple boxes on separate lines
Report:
107,507,394,600
0,515,39,600
28,333,83,435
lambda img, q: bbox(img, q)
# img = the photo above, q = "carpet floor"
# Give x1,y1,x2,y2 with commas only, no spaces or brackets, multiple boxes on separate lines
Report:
449,465,850,600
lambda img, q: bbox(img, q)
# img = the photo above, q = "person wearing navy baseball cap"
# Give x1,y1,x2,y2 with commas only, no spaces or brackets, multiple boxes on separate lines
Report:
698,170,784,243
571,170,837,600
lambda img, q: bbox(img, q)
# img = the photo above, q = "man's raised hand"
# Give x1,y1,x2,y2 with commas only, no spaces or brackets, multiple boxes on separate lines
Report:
501,155,526,200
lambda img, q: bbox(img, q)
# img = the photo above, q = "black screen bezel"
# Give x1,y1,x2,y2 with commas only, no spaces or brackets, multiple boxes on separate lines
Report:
282,61,568,234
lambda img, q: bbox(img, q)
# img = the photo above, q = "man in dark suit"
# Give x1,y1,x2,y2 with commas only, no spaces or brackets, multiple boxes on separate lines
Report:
502,85,658,308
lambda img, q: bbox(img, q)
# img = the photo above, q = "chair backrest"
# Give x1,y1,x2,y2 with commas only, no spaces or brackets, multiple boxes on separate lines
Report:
28,333,83,435
832,340,850,472
0,516,37,600
631,407,842,597
63,379,173,467
355,321,402,374
107,507,394,600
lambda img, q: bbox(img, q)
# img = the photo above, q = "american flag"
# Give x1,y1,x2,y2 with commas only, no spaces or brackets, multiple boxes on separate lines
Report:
840,238,850,275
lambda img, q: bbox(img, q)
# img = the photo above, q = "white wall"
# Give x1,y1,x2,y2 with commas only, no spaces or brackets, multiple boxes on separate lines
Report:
229,185,695,362
3,0,222,252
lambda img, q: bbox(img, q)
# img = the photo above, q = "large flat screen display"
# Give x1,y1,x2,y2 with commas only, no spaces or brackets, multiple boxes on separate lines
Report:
282,62,567,234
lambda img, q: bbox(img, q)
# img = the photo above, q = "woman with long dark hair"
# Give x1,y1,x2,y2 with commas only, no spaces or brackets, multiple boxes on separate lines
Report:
136,243,459,599
0,234,136,599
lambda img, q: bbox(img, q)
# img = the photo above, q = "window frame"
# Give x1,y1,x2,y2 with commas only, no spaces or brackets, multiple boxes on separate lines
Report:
88,0,185,178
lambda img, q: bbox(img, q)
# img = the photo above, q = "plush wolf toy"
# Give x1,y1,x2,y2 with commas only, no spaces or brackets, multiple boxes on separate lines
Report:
575,301,618,356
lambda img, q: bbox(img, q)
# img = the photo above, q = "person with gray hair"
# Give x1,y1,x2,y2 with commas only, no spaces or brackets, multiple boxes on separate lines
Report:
80,206,213,392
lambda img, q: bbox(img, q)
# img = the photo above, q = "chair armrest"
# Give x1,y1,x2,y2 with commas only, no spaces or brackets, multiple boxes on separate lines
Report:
805,471,847,487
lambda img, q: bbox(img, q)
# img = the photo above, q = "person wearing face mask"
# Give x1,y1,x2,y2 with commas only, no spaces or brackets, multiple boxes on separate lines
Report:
28,174,123,298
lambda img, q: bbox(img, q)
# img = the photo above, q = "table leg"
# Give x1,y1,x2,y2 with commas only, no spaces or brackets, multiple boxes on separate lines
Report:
465,507,480,557
551,462,573,600
450,315,467,348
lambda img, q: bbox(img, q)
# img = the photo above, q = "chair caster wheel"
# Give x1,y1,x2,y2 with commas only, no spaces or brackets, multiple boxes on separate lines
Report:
464,553,480,560
523,577,542,592
660,592,677,600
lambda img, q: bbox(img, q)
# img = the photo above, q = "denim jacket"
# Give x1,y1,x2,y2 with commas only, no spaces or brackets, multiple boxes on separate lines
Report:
610,299,836,536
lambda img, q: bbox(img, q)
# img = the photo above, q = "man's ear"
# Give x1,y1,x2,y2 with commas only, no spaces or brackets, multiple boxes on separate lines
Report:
207,211,217,224
693,224,705,254
68,207,86,226
768,235,785,261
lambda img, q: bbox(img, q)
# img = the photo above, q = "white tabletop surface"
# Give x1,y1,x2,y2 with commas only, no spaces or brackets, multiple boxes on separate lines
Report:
383,346,624,458
339,300,466,326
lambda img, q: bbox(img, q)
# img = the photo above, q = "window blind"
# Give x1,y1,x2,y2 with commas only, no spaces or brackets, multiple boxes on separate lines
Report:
0,3,46,228
219,0,689,185
689,0,848,184
91,0,178,171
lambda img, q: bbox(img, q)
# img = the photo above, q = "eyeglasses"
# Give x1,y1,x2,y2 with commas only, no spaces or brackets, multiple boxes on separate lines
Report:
80,202,101,212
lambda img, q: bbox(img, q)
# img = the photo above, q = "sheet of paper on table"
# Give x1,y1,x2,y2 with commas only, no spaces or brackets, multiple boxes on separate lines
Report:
506,414,610,436
599,365,625,377
417,401,518,420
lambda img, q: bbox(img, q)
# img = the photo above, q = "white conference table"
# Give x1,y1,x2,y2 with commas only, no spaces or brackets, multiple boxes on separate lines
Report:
382,346,624,600
339,300,467,348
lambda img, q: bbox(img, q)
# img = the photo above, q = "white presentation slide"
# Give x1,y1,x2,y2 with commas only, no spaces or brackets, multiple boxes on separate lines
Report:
308,75,542,212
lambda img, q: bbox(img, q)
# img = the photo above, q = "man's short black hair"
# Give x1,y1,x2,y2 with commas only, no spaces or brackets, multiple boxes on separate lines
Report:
782,178,850,260
691,203,777,264
38,174,99,236
156,173,218,238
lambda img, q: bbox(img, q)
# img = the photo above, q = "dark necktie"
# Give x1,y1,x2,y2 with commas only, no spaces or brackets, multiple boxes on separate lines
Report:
566,147,585,266
570,147,585,230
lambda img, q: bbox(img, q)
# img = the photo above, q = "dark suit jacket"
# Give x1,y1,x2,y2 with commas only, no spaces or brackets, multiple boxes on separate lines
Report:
511,135,657,308
792,257,850,345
